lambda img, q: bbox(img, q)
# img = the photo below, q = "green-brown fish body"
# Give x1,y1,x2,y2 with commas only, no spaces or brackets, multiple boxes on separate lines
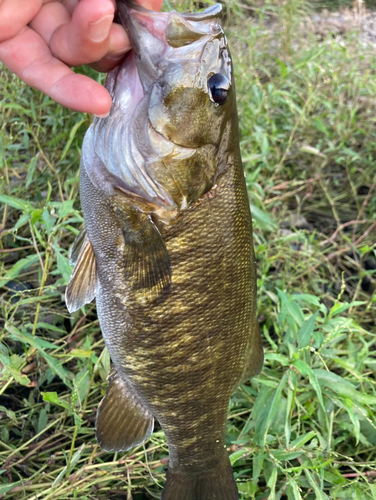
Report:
66,2,263,498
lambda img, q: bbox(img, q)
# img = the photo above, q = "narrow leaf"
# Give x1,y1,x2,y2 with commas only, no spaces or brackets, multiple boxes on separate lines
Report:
293,359,325,411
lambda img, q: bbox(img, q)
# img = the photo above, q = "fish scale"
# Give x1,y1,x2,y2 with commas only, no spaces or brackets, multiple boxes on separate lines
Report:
65,1,264,498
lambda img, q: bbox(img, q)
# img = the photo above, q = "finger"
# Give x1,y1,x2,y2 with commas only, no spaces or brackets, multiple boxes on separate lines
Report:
61,0,79,16
50,0,119,66
0,26,111,115
138,0,164,10
89,0,165,72
0,0,47,43
49,0,164,68
28,2,71,44
89,22,130,73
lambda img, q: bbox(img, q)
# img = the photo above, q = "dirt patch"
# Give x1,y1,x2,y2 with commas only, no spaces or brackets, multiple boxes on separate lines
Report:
310,4,376,47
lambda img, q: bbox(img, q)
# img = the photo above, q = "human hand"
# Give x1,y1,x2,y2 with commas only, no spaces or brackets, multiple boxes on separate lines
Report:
0,0,163,116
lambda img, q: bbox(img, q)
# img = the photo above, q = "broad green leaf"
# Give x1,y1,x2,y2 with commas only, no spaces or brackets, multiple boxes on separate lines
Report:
276,58,288,78
0,194,32,212
30,209,44,226
42,209,55,232
74,367,91,407
0,254,40,287
52,443,85,486
264,353,290,366
270,450,303,461
0,481,22,495
298,312,319,350
293,294,321,307
58,199,76,218
238,480,256,495
330,301,366,317
100,347,111,376
41,351,72,387
288,478,303,500
289,431,317,450
314,369,376,405
250,203,276,231
277,289,305,327
70,443,85,469
267,467,278,500
58,118,86,164
230,448,249,465
304,470,330,500
37,407,49,434
254,373,288,447
34,322,66,334
14,212,30,230
42,392,71,411
313,117,330,136
370,484,376,500
252,451,265,485
0,353,31,386
0,405,17,424
6,325,58,350
26,156,38,188
6,325,72,386
53,242,73,283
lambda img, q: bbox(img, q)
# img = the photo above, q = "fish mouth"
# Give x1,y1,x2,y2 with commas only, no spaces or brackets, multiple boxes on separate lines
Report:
117,1,223,93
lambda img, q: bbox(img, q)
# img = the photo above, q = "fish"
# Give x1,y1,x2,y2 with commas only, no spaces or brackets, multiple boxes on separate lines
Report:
65,1,264,498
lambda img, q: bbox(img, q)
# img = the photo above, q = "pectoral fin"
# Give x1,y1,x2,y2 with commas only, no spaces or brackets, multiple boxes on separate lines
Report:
123,214,171,298
96,370,154,452
65,230,97,313
112,193,171,299
69,226,87,266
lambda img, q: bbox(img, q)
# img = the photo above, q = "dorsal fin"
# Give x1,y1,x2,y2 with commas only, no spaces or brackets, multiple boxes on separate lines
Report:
65,229,97,313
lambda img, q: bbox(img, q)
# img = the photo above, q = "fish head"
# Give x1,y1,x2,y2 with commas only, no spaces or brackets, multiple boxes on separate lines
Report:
89,2,237,215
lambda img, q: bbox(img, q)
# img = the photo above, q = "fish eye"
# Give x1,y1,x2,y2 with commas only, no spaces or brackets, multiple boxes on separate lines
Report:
208,73,230,105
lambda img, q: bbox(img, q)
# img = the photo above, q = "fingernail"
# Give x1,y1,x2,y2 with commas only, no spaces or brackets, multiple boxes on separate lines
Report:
94,112,110,119
89,15,113,42
108,50,128,61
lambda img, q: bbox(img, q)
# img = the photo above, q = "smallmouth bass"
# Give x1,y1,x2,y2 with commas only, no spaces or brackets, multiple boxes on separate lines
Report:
66,1,264,498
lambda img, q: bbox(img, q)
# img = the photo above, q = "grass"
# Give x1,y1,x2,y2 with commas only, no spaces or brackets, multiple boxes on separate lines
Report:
0,0,375,498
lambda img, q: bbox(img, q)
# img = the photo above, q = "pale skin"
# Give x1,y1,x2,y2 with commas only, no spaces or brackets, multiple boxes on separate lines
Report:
0,0,163,116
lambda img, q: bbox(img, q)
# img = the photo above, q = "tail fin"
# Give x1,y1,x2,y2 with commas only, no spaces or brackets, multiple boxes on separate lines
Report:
162,456,238,500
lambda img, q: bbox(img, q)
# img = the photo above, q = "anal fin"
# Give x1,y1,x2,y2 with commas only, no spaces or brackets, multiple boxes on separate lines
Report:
96,370,154,452
65,229,97,313
241,323,264,383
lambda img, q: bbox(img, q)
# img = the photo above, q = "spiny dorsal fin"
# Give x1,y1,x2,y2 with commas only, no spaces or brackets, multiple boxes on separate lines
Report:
96,370,154,452
65,231,97,313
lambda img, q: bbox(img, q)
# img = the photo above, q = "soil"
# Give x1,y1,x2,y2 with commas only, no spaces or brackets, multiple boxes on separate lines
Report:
310,4,376,47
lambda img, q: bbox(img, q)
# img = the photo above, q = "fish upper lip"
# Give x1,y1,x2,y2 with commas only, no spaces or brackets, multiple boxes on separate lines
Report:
117,2,224,93
117,3,168,92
